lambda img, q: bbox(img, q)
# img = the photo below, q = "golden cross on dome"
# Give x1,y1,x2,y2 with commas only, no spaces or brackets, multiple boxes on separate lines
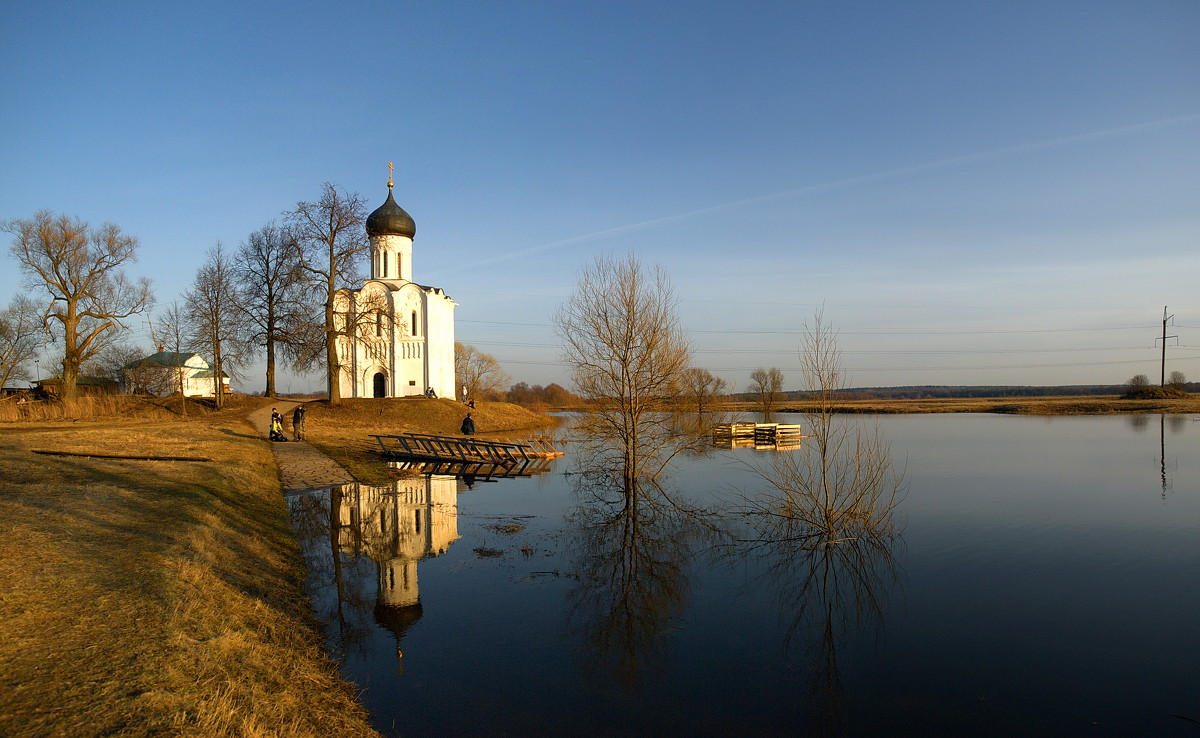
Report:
387,162,394,189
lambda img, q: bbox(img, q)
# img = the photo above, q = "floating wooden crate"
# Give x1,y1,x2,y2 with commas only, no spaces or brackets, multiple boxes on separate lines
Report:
714,422,810,449
712,422,758,440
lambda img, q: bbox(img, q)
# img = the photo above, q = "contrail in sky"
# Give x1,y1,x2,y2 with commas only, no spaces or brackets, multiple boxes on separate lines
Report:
438,112,1200,275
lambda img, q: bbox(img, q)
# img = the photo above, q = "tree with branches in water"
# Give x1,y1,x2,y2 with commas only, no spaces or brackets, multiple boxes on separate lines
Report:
749,366,784,417
555,252,692,485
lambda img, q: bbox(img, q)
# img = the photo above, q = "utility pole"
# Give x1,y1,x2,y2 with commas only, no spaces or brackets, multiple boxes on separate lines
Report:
1156,306,1177,387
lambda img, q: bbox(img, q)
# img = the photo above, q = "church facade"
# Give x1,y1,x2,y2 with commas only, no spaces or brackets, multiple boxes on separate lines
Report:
334,175,457,399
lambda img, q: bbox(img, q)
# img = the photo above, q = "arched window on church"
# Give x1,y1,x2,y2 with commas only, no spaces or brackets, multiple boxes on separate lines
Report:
375,312,382,337
412,310,418,336
383,252,389,278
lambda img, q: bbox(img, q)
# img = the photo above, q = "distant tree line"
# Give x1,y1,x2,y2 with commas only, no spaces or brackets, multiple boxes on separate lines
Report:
785,384,1165,400
1123,372,1191,399
504,381,580,408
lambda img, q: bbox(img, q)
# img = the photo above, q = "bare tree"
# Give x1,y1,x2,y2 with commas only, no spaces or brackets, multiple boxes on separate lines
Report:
680,366,727,414
287,183,370,404
186,242,247,407
555,252,692,482
742,311,903,548
156,302,191,415
0,295,43,390
749,366,784,416
5,211,153,402
107,342,173,396
234,222,311,396
1124,373,1152,398
1168,370,1187,389
455,342,510,400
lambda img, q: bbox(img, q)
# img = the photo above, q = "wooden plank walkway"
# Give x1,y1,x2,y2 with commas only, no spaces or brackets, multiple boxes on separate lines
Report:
388,457,557,480
370,432,563,466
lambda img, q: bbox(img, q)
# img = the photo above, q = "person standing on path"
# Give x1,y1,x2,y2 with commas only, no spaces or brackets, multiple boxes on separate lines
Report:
292,405,307,441
461,412,475,435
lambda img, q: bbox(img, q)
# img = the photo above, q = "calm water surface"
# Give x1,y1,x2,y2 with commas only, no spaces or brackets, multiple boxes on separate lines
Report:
286,413,1200,736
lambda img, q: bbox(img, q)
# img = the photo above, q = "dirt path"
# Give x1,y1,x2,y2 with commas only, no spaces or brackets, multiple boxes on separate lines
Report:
249,400,355,491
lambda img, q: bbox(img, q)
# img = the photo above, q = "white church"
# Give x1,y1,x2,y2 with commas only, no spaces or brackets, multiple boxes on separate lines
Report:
335,170,457,399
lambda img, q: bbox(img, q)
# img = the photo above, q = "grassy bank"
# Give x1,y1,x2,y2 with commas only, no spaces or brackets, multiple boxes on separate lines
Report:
0,402,379,737
301,397,556,484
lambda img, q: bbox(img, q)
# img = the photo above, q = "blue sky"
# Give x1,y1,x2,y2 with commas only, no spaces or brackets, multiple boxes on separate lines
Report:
2,1,1197,393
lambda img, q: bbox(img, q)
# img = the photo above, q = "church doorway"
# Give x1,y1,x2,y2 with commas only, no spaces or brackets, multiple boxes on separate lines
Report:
373,372,387,398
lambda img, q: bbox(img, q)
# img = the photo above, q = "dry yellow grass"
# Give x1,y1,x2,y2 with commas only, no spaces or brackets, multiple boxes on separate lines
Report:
0,404,379,737
302,397,556,484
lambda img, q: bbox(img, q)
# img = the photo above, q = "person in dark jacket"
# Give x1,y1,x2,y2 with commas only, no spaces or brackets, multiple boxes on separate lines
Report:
292,405,307,441
461,412,475,435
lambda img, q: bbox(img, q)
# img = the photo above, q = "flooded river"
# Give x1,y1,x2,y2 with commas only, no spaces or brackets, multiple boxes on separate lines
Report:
286,413,1200,736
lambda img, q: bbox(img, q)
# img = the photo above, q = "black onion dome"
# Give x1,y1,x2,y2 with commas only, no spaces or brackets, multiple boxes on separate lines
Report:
366,190,416,238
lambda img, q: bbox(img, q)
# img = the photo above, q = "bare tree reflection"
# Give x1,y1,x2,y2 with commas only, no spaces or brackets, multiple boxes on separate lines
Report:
675,410,732,459
729,311,905,733
1127,414,1151,431
286,487,375,658
746,520,901,733
562,448,717,689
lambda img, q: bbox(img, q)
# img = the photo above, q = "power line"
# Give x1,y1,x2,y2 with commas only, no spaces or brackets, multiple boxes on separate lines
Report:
1156,306,1179,386
486,353,1200,372
460,339,1174,356
459,318,1157,336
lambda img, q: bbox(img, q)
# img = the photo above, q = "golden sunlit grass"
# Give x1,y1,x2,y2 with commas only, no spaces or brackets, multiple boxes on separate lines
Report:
302,397,556,484
0,405,378,737
0,393,269,423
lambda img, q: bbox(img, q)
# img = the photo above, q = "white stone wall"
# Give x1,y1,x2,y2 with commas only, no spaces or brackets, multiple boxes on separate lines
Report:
371,234,412,283
334,223,456,399
424,288,457,399
335,280,456,399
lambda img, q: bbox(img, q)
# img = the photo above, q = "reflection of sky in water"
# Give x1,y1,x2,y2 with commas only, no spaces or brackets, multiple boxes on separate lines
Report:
288,414,1200,737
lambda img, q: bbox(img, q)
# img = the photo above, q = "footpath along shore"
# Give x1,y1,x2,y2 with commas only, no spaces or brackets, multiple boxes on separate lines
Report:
248,400,355,491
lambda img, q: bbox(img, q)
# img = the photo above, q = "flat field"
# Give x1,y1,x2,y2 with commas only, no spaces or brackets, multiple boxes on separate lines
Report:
723,394,1200,415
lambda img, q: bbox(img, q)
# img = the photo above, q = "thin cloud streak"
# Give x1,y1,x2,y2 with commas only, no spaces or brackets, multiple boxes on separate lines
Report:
436,113,1200,276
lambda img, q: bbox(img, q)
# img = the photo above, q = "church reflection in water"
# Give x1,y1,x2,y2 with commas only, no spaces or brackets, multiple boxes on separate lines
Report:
336,474,461,651
287,472,460,670
286,459,555,674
